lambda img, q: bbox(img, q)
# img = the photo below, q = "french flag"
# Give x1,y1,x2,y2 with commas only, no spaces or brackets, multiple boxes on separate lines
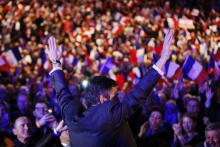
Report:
4,47,22,66
112,23,123,36
0,47,21,71
66,53,78,66
129,65,146,84
116,74,125,90
130,48,145,65
167,17,178,29
99,57,115,76
152,9,162,23
182,55,207,85
0,55,10,72
164,61,180,79
136,48,145,64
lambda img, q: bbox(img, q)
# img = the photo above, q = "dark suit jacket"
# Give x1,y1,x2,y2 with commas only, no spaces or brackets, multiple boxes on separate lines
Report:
51,68,161,147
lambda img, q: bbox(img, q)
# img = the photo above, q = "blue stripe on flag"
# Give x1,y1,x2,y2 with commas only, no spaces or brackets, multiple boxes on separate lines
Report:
164,61,170,75
99,57,112,75
40,48,46,65
153,54,160,63
72,58,78,66
208,54,215,70
12,47,21,61
182,56,195,79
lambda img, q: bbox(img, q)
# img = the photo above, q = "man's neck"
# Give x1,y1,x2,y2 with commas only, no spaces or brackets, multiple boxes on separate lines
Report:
17,137,29,144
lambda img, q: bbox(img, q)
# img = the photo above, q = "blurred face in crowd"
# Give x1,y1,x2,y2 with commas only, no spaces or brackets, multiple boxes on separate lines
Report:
182,116,196,134
17,94,28,111
186,99,199,114
149,111,163,129
156,91,167,106
13,116,32,144
205,130,220,147
33,102,48,120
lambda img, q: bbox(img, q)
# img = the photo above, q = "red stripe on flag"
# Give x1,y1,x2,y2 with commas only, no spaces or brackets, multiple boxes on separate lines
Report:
195,70,207,86
0,55,11,72
130,50,137,65
116,74,125,90
172,68,182,80
214,50,220,61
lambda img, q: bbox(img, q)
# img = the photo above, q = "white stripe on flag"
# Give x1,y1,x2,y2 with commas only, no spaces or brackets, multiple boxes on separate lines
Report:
167,62,179,78
187,61,203,80
167,18,174,28
5,50,18,66
133,67,141,78
108,70,116,80
136,48,145,63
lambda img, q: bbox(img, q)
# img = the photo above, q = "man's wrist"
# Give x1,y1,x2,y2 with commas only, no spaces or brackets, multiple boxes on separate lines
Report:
53,128,61,136
154,57,168,72
51,59,62,69
152,64,164,76
205,100,211,108
51,60,61,65
36,120,42,128
52,63,62,69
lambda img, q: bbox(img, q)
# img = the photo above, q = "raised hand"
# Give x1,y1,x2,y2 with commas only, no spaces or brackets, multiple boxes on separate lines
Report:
155,29,174,71
205,87,214,108
38,113,57,127
45,36,62,63
161,29,174,60
55,120,68,133
138,121,148,137
206,87,214,101
172,123,182,136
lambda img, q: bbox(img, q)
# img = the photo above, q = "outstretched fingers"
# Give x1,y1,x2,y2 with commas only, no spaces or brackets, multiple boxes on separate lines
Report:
57,45,63,59
165,29,174,45
48,36,57,51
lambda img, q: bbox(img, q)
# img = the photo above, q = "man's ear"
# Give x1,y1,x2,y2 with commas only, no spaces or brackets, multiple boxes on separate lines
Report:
99,95,107,104
12,128,17,135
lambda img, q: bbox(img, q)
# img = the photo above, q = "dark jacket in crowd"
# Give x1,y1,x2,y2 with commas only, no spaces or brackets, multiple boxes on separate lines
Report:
13,131,62,147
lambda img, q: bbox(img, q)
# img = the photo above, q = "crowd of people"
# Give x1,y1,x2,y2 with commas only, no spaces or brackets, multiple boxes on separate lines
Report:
0,0,220,146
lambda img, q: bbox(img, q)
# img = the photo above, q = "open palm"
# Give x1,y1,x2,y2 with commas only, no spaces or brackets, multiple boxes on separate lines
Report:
46,36,62,62
161,29,174,60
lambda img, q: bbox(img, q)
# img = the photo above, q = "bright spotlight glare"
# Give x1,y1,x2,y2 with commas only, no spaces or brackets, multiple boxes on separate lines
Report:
82,80,88,88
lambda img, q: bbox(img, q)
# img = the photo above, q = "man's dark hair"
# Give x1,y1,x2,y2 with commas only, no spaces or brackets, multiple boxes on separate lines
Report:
32,99,49,111
182,112,197,123
12,115,30,128
150,106,164,119
82,76,116,107
205,122,220,131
